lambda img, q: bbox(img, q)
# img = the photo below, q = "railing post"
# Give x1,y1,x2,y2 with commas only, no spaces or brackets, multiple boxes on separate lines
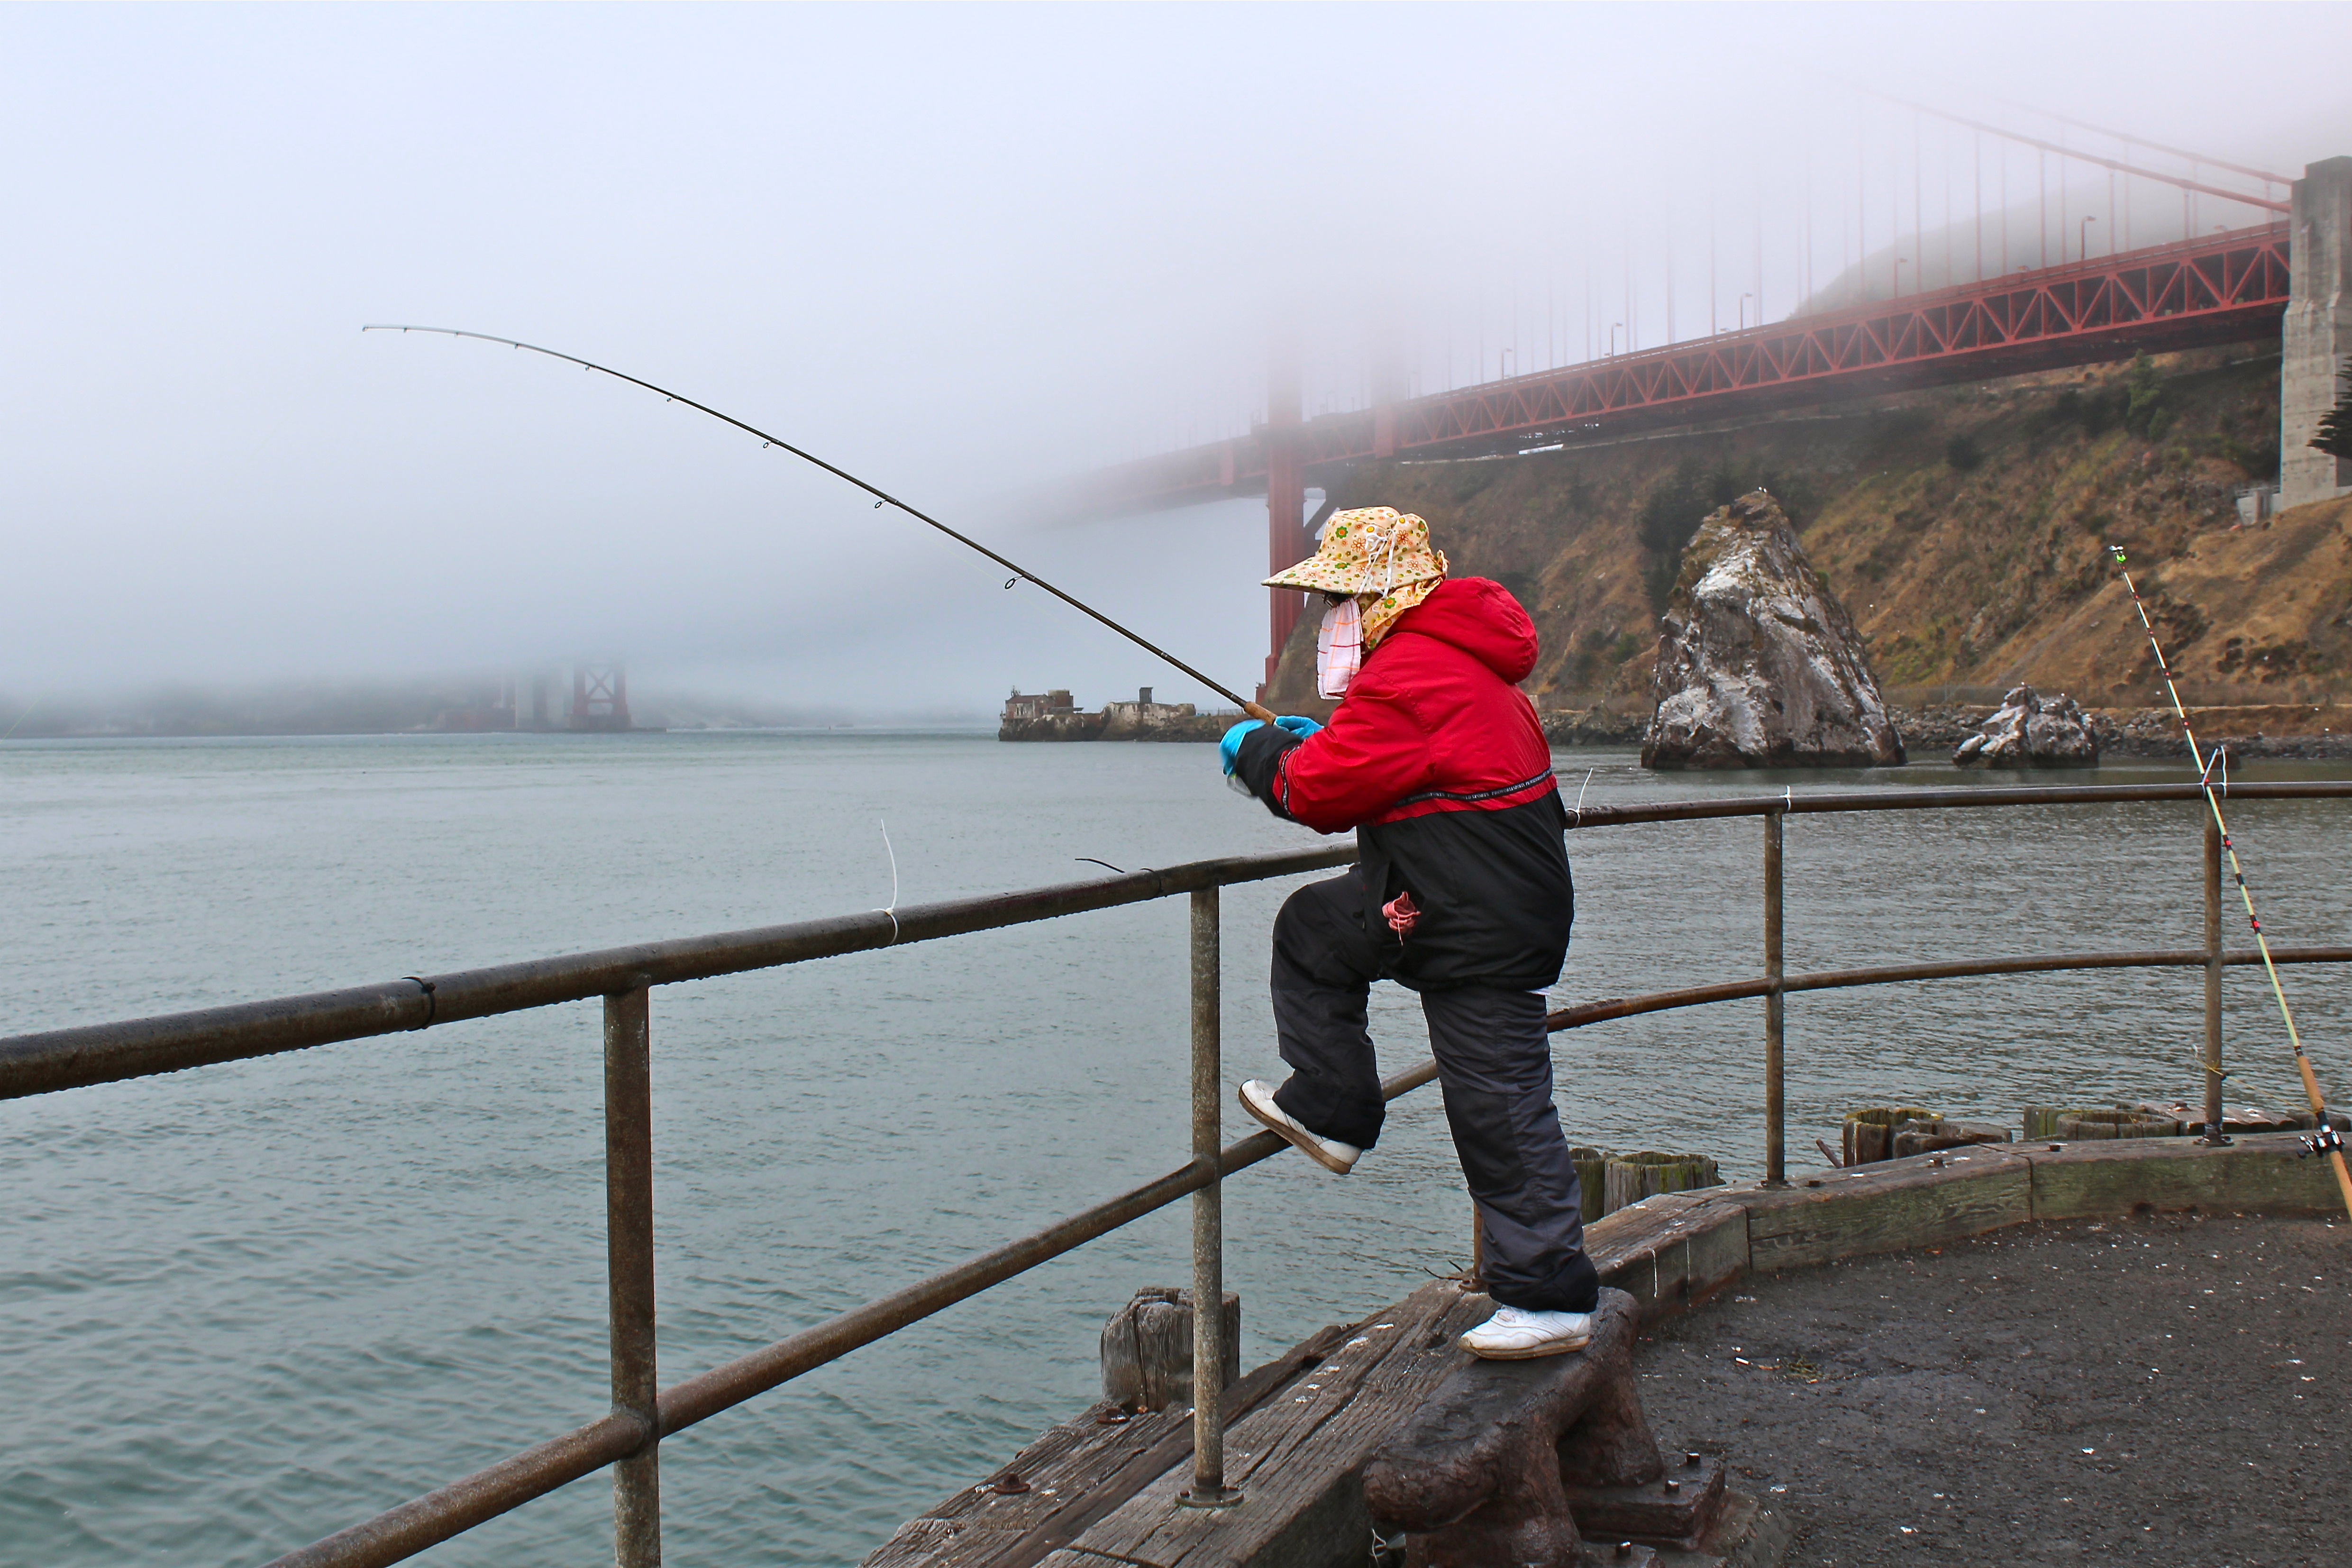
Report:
605,985,661,1565
2200,816,2230,1145
1763,808,1787,1187
1180,886,1242,1508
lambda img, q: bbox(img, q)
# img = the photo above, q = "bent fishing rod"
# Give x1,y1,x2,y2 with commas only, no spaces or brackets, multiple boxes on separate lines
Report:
362,325,1278,722
2110,543,2352,1220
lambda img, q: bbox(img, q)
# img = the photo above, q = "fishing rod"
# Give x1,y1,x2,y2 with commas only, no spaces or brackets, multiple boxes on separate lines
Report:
2110,543,2352,1219
362,325,1277,722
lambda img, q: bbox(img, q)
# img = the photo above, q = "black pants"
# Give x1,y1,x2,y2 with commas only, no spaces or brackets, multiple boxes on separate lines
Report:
1268,871,1599,1313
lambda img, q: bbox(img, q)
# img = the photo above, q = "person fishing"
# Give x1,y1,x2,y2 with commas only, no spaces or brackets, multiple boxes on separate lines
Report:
369,333,1665,1303
1220,507,1597,1360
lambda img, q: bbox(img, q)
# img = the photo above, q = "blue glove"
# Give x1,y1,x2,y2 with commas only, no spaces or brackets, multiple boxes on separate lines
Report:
1274,715,1322,738
1220,719,1264,777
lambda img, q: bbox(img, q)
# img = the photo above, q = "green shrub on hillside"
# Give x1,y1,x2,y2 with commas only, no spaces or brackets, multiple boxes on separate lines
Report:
2080,387,2118,435
1637,459,1791,611
2037,384,2120,440
1445,464,1499,502
2202,428,2280,477
2124,351,2172,440
1945,433,1983,471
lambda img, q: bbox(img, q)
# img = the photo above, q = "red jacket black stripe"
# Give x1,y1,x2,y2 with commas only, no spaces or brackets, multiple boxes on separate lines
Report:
1234,577,1574,993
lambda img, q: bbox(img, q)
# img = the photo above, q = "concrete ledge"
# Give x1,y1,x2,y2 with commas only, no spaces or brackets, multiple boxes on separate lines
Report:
1587,1131,2342,1326
2025,1129,2343,1219
1738,1146,2033,1273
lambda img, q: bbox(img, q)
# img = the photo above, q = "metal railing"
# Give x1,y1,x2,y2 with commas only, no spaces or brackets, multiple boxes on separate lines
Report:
4,779,2350,1568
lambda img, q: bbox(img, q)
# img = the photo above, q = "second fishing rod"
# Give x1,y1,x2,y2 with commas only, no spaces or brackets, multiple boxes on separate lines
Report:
365,325,1281,724
2112,543,2352,1221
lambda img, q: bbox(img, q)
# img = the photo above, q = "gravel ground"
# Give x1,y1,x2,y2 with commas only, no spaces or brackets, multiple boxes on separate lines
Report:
1631,1214,2350,1567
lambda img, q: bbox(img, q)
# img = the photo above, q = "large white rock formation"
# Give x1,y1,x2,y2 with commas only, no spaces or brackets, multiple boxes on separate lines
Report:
1642,491,1905,769
1952,684,2097,766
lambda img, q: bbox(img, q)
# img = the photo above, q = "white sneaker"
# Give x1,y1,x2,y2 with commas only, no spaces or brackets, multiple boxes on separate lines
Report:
1459,1305,1595,1360
1238,1080,1360,1174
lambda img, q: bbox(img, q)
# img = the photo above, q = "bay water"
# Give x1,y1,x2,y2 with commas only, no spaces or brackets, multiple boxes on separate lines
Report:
5,731,2349,1565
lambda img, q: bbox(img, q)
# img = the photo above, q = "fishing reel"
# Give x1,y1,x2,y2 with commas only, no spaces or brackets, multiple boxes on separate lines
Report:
2299,1125,2344,1160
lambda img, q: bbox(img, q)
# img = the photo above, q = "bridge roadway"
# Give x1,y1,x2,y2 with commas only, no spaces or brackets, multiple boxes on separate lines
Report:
1057,220,2291,524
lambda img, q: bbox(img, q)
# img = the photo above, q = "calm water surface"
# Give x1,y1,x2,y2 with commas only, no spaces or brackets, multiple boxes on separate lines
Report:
6,731,2350,1564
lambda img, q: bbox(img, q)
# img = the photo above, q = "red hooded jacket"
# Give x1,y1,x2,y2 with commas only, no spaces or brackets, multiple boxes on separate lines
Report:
1266,577,1558,830
1234,577,1574,991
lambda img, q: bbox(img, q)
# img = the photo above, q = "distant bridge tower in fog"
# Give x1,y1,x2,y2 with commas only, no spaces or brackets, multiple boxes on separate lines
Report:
571,662,631,732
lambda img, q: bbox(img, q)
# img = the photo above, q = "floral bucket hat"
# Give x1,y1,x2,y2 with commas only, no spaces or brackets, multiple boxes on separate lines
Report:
1264,506,1448,647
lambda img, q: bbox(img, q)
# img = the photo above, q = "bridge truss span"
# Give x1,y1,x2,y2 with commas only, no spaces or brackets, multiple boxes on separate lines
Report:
1062,221,2290,521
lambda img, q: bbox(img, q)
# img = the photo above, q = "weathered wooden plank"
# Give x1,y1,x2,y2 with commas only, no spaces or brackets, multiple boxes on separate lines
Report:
1062,1280,1486,1568
860,1401,1192,1568
985,1325,1355,1568
863,1324,1356,1568
1735,1146,2033,1272
2025,1129,2345,1219
1586,1192,1750,1321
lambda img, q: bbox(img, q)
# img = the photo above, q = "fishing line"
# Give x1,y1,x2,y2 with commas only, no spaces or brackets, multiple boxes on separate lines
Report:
2109,544,2352,1218
875,817,900,946
362,325,1274,721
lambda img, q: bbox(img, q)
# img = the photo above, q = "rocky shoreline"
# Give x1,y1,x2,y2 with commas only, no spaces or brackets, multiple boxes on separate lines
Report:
1896,703,2352,761
1533,702,2352,760
1537,698,2352,760
1007,699,2352,759
1001,690,2352,762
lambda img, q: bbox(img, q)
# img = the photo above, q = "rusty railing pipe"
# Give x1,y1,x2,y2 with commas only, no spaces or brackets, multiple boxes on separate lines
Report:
0,847,1357,1101
18,784,2352,1104
1545,944,2352,1033
257,1412,650,1568
2202,817,2229,1144
1179,886,1241,1507
1565,779,2352,829
604,986,660,1566
1762,808,1787,1187
21,782,2352,1104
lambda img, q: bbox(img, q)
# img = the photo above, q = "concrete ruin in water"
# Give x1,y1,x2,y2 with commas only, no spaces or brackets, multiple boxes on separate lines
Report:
1000,688,1236,742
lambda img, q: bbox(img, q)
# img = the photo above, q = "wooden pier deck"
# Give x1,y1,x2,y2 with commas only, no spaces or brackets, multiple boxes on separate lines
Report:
863,1131,2343,1568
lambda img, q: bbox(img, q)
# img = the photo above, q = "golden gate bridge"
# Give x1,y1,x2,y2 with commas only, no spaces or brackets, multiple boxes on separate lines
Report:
1042,96,2343,692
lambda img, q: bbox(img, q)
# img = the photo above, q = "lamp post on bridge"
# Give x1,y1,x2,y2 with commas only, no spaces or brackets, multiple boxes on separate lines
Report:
2079,215,2097,263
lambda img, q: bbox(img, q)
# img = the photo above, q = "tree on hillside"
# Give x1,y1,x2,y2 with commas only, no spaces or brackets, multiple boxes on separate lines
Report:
2314,361,2352,461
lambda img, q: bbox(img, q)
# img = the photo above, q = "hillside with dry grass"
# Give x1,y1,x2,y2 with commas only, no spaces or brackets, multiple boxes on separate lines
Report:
1267,346,2351,731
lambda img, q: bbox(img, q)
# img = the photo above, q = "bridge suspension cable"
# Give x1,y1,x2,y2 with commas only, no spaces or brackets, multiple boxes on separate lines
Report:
1866,90,2290,214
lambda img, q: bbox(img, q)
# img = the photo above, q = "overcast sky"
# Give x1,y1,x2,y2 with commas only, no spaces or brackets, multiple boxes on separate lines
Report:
4,3,2347,718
